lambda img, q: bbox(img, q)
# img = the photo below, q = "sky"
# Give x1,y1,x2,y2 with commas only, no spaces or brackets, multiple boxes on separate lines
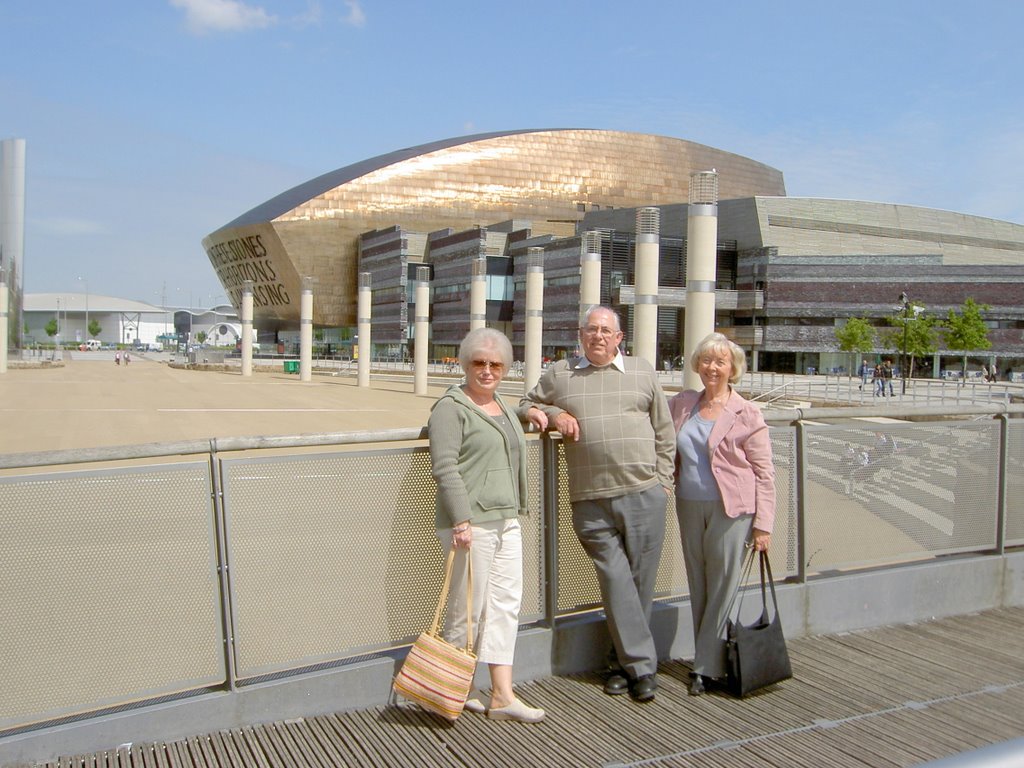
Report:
2,0,1022,308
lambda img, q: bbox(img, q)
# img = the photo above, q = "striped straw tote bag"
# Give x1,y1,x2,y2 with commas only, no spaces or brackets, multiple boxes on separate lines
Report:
393,549,477,720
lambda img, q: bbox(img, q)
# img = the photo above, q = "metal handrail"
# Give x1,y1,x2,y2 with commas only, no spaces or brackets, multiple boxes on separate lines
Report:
749,380,796,405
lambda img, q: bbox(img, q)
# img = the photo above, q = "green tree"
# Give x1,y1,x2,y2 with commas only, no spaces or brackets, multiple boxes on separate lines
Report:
44,318,58,338
87,318,102,338
941,298,991,380
881,301,937,381
834,317,876,376
196,330,207,345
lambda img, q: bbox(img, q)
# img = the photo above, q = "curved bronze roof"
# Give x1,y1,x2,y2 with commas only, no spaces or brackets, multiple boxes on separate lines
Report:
204,129,786,327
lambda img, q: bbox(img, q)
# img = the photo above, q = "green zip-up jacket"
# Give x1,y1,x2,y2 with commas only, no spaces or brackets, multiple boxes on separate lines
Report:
428,385,528,530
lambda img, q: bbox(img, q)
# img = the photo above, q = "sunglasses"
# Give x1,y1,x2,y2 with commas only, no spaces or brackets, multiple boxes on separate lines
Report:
470,360,505,373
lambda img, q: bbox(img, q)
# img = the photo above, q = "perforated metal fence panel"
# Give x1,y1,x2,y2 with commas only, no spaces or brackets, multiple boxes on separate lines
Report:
1006,420,1024,547
802,420,1000,572
219,441,544,681
0,462,224,732
553,428,798,615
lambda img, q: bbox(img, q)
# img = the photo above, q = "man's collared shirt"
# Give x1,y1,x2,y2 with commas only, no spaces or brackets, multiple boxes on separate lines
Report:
573,351,626,373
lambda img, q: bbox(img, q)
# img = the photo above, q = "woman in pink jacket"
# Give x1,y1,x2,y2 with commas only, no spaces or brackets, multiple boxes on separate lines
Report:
668,333,776,696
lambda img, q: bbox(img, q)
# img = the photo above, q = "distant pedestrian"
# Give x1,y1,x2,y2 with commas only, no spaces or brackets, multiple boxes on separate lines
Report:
114,352,120,366
124,352,131,366
882,359,894,396
859,359,871,391
873,364,884,397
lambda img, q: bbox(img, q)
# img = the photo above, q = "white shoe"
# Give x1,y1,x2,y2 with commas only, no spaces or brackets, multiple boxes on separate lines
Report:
463,697,487,714
487,698,545,723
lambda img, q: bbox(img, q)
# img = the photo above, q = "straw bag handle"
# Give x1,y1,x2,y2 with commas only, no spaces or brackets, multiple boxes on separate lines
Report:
428,548,474,654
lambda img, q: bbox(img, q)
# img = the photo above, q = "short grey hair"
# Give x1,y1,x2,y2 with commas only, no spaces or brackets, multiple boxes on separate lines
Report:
690,332,747,384
458,327,513,371
580,304,622,331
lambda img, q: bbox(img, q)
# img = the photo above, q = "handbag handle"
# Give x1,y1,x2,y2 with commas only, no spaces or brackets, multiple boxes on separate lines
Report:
724,548,779,632
428,548,474,654
759,549,781,618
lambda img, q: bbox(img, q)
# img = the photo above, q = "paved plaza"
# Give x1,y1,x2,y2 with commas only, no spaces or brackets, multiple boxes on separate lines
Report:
0,352,456,455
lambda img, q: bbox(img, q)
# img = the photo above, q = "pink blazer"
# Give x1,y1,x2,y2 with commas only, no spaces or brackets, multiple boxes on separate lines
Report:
668,389,776,534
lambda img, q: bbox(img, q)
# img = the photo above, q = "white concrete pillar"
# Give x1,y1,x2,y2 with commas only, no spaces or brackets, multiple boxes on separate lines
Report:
299,278,313,382
241,280,254,377
1,139,26,354
470,256,486,332
524,247,544,393
580,230,603,310
414,266,430,396
683,171,719,391
357,272,371,388
0,269,8,374
633,208,660,367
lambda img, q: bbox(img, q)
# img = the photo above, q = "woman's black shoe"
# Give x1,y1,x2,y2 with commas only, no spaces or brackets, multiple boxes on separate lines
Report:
688,674,706,696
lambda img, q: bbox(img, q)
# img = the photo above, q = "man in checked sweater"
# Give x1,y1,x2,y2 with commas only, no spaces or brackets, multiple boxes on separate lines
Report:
519,305,675,703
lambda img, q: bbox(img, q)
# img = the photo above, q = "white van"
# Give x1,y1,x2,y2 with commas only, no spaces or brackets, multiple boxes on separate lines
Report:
84,339,102,351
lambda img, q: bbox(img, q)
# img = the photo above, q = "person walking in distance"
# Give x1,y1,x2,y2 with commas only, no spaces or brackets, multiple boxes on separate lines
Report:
859,359,871,391
882,359,894,396
519,305,675,703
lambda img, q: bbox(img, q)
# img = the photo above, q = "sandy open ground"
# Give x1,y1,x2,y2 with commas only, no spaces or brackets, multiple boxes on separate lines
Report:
0,352,461,455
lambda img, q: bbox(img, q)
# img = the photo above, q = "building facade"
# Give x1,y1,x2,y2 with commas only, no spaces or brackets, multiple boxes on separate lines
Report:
202,129,786,332
203,130,1024,374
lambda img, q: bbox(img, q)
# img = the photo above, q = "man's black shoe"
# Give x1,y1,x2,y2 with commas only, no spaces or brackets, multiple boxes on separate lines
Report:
603,671,629,695
630,674,657,702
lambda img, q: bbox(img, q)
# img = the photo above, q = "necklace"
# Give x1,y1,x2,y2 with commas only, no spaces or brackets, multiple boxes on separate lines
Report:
701,392,729,408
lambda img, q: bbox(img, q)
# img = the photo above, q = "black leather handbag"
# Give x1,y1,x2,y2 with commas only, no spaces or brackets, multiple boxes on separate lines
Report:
725,549,793,697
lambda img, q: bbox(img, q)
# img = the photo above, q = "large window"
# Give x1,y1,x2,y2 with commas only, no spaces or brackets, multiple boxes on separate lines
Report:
486,274,512,301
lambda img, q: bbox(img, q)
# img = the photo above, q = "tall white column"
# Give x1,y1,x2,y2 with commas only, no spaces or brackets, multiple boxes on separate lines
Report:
0,269,8,374
414,266,430,396
580,230,603,311
683,171,719,390
1,139,26,352
241,280,254,377
633,208,660,367
470,256,486,332
299,278,313,382
524,248,544,393
357,272,371,388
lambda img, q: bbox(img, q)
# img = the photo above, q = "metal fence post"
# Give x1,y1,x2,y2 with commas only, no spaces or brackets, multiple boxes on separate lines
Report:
209,440,239,691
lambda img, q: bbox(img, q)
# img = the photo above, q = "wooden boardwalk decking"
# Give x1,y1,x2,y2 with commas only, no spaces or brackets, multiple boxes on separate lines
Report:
12,607,1024,768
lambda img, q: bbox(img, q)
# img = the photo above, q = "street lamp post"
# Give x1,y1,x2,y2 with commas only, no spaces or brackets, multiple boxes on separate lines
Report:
899,292,911,395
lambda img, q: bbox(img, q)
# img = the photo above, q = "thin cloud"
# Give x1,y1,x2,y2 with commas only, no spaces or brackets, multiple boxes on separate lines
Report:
342,0,366,28
170,0,277,35
34,217,109,237
293,1,323,28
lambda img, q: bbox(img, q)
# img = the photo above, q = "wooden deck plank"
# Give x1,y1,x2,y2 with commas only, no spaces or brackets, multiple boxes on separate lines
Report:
234,728,271,768
10,607,1024,768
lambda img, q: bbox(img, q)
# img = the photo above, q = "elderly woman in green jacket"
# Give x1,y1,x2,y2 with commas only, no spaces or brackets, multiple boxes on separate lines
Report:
428,327,545,723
